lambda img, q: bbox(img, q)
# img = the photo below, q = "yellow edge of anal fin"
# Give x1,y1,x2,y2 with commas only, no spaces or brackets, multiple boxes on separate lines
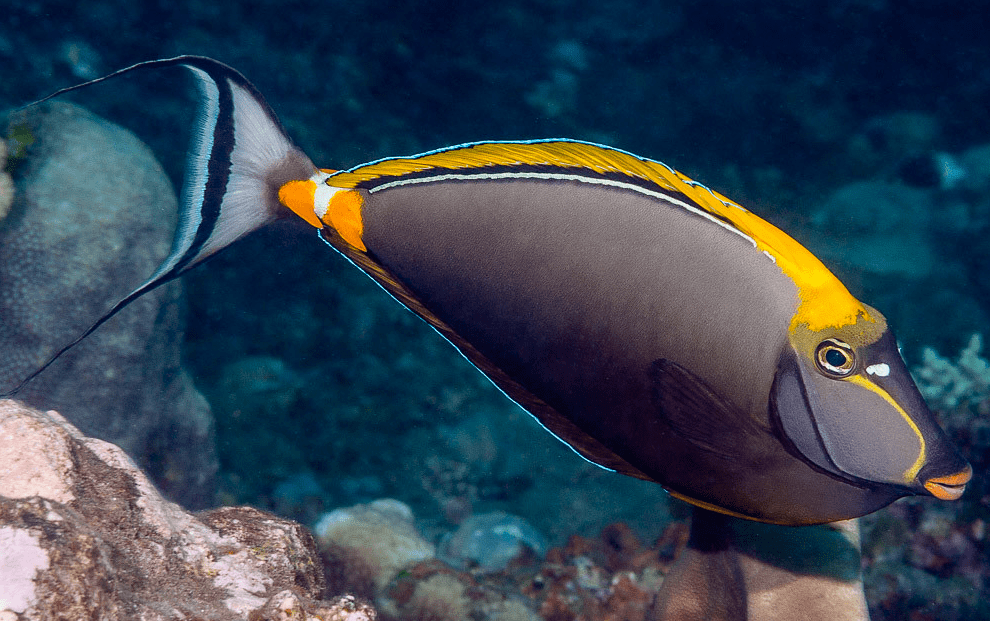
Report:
665,488,783,524
323,189,367,252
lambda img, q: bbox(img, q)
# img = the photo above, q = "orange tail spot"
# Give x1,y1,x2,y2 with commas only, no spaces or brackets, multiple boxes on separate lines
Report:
324,189,367,252
278,180,323,228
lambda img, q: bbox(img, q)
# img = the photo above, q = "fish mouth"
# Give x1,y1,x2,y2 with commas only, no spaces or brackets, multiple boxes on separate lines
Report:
923,465,973,501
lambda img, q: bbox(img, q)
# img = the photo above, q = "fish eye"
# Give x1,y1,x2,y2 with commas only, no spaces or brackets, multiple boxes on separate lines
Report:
815,339,856,377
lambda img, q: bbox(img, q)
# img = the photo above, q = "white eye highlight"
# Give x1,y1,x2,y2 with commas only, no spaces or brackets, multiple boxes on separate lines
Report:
866,363,890,377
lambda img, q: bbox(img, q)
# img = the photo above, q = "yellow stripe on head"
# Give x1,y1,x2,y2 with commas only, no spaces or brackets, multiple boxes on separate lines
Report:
846,374,926,483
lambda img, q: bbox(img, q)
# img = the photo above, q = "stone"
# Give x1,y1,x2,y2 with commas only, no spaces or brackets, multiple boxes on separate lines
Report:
314,499,436,592
439,510,547,572
0,399,374,621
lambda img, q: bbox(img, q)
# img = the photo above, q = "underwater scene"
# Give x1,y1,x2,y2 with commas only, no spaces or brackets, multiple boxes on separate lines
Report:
1,1,989,619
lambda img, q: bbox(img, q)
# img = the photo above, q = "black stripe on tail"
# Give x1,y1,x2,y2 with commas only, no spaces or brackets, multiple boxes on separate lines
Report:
2,56,313,396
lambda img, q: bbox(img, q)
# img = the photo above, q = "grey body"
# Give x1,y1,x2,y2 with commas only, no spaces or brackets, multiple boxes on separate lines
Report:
357,177,900,523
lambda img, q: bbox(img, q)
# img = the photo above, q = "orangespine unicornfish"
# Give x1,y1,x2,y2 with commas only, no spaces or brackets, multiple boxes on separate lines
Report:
5,56,971,525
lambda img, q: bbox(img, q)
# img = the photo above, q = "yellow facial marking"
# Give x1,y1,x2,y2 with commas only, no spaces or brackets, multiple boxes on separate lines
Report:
324,189,366,252
846,374,926,483
278,179,323,228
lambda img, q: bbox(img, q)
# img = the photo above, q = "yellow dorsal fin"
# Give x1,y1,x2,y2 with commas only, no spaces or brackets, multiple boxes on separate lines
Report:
328,140,871,332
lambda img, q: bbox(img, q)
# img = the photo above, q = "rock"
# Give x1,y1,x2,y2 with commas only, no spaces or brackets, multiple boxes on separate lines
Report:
314,500,543,621
655,509,869,621
0,399,373,621
377,560,541,621
255,592,377,621
0,102,217,508
314,499,436,593
439,511,547,572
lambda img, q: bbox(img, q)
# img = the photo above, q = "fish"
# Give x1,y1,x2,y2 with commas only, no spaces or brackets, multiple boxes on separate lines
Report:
5,56,971,525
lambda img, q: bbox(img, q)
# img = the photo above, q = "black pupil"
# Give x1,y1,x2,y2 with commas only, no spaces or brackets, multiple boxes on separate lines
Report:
825,348,848,368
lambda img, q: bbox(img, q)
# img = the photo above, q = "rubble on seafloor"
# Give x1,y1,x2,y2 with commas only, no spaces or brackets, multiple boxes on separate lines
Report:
4,384,990,620
314,497,688,621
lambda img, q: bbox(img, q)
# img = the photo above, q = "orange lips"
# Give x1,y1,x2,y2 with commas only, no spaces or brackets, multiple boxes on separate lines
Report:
923,464,973,500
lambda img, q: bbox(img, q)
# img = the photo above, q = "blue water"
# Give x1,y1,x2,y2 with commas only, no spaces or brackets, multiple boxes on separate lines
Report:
2,2,988,619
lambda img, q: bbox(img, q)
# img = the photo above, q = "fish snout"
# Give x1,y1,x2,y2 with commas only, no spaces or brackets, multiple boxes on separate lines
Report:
921,463,973,501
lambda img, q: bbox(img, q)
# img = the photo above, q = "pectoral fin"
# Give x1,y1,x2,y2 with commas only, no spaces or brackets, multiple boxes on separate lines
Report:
649,358,770,460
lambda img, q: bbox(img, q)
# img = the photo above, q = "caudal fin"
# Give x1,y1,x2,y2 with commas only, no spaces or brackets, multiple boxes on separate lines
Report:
2,56,317,396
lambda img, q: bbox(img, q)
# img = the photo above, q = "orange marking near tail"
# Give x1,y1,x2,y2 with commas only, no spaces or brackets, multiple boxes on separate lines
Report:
324,190,366,252
278,180,323,228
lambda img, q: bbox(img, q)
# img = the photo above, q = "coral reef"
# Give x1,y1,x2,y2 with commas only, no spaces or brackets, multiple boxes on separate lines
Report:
4,5,990,619
255,592,378,621
914,334,990,415
378,559,541,621
0,101,217,508
861,500,990,621
521,521,679,621
314,500,553,621
0,398,374,620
